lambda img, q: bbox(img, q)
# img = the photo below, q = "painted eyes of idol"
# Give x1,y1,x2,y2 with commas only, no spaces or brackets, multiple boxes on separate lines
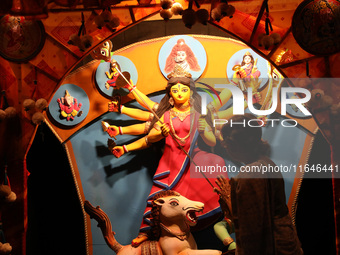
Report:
171,87,189,94
177,52,186,57
169,200,179,206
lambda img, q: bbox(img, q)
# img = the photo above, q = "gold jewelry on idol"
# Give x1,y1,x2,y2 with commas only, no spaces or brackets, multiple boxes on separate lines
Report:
169,108,194,144
178,103,190,111
244,51,252,56
223,236,234,246
167,64,192,79
160,223,190,241
169,97,174,106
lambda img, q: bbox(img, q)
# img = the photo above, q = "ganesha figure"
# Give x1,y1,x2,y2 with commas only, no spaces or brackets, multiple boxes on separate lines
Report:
57,90,82,121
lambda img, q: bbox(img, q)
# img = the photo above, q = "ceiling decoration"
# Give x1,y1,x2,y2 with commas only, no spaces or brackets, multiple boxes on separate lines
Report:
292,0,340,56
0,15,46,62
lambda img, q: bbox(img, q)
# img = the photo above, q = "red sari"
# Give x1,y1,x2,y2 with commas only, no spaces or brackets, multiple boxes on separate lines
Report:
140,110,225,232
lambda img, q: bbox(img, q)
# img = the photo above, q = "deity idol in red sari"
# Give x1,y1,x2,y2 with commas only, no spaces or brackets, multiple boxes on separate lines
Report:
104,66,225,246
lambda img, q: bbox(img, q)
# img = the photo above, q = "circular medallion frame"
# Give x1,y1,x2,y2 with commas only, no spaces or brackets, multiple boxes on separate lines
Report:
95,55,138,99
158,35,207,81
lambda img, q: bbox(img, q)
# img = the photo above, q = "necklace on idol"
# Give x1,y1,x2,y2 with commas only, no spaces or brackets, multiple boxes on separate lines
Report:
160,223,190,241
169,107,194,144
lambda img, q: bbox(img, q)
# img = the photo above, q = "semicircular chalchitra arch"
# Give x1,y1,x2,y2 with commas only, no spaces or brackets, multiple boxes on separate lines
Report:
43,33,319,255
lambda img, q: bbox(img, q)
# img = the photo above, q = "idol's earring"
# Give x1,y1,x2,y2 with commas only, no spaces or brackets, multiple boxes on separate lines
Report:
169,97,174,106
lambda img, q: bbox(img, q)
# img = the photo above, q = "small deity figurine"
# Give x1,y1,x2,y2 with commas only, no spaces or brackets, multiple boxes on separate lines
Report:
232,51,261,103
164,39,201,74
232,51,261,81
57,90,82,121
105,58,132,90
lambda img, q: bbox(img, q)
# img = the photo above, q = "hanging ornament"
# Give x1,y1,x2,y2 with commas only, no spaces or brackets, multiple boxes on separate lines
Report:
101,9,113,22
171,2,183,15
94,9,120,30
31,112,45,125
211,1,236,21
4,107,16,119
261,35,274,50
257,32,266,47
0,91,16,120
159,0,174,21
23,96,47,125
80,34,94,50
68,33,81,47
182,0,196,29
211,8,223,22
22,68,48,125
23,99,36,115
217,3,228,16
161,0,173,9
35,98,48,111
94,11,105,29
0,110,5,122
257,1,280,50
225,4,235,18
270,32,281,45
107,15,120,30
68,12,93,52
196,9,209,25
0,163,17,203
160,9,173,21
182,9,196,28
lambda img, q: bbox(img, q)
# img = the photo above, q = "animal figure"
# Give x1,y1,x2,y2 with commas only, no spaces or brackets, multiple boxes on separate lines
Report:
57,90,82,121
84,190,222,255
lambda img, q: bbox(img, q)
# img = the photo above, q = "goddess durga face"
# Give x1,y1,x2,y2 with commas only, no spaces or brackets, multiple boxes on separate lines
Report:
170,83,190,105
